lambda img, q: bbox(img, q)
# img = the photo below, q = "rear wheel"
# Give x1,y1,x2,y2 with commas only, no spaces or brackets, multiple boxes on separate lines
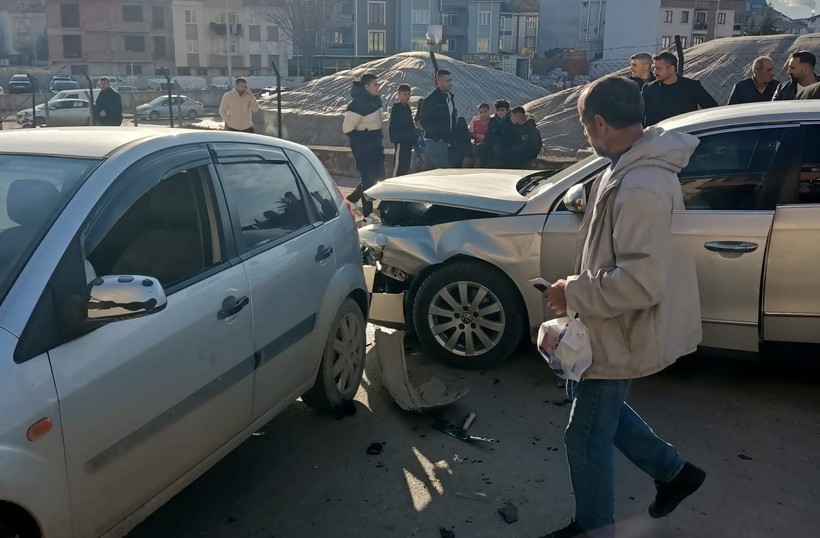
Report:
187,109,198,120
413,261,525,369
149,110,160,121
302,298,367,411
0,503,39,538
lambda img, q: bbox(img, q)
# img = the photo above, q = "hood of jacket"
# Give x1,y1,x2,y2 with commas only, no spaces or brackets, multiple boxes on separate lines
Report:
608,127,698,184
348,81,382,116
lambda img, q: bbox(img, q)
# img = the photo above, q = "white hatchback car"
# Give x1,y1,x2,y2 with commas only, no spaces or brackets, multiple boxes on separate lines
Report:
0,128,368,538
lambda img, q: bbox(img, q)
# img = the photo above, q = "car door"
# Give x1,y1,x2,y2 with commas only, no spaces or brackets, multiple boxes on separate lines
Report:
68,100,89,125
762,124,820,344
47,147,255,538
49,101,72,126
211,143,337,420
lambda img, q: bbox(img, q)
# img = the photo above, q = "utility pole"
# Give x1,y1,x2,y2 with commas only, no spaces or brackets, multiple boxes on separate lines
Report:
226,0,232,82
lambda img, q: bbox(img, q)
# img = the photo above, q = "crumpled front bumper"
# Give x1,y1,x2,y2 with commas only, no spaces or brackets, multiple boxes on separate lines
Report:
364,264,407,329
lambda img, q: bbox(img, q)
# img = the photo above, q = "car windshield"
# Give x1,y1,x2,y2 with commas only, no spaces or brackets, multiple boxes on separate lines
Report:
148,96,166,105
524,155,603,198
11,75,27,81
0,155,100,301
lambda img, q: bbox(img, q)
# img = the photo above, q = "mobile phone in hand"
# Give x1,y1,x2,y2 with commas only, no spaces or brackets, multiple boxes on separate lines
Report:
529,277,552,293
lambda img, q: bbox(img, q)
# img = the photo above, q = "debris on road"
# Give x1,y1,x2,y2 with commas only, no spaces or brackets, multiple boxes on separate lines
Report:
434,418,496,443
462,413,476,431
738,453,753,461
455,491,488,502
497,502,519,524
375,330,468,412
439,527,456,538
366,442,384,455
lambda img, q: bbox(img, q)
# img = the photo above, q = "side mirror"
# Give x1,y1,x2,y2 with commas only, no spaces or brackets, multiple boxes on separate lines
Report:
87,275,167,323
563,183,587,214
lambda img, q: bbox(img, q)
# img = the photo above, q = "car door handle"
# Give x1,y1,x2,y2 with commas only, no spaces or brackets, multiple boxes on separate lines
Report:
315,245,334,263
704,241,759,254
218,296,249,320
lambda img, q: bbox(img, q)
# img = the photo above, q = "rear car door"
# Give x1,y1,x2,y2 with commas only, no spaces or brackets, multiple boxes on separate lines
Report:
211,143,337,420
762,124,820,344
46,147,254,537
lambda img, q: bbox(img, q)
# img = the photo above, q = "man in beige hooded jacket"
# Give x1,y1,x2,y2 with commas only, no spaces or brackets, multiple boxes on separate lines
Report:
541,77,705,538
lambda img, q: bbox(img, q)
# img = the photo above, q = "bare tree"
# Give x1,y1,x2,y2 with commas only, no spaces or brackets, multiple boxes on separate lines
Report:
255,0,325,81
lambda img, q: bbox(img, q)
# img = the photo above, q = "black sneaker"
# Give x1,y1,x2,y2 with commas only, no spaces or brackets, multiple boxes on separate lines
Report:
540,520,588,538
649,462,706,518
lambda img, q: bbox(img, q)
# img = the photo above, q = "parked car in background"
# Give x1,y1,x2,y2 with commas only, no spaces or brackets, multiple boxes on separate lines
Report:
136,95,205,121
8,74,33,94
49,76,79,93
102,76,125,86
16,98,91,127
50,88,101,104
146,79,183,92
0,128,367,538
0,85,5,95
114,85,138,93
361,101,820,369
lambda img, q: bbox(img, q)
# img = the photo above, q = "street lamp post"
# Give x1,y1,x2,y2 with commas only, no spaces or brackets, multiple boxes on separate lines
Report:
226,0,232,82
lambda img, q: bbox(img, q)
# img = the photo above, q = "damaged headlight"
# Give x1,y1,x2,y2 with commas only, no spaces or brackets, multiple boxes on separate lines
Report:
359,230,388,263
380,264,407,282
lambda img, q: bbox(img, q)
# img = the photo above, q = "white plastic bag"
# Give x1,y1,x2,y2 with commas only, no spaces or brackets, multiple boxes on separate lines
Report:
537,313,592,381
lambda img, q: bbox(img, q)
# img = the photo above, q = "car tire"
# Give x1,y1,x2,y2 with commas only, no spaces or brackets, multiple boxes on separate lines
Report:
149,111,160,121
35,117,46,127
187,109,198,120
413,260,525,370
301,298,367,411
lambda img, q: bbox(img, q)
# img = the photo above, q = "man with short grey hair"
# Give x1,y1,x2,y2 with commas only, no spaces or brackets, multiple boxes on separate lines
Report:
728,56,779,104
540,76,705,538
628,52,655,90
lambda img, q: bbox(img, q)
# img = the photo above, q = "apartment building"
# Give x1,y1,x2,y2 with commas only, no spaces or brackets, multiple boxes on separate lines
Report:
47,0,174,76
170,0,291,77
0,0,47,65
500,1,538,57
658,0,744,50
538,0,606,61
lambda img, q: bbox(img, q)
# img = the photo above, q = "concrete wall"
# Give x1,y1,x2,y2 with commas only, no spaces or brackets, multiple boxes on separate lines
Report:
602,0,661,61
0,90,228,116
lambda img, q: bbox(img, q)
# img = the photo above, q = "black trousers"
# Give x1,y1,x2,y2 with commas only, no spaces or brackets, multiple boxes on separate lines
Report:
348,146,385,216
393,142,412,176
227,126,255,133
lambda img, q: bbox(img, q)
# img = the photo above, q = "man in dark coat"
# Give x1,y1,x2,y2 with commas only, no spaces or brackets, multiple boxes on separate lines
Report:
642,52,718,126
628,52,656,90
773,51,819,101
420,69,458,170
728,56,779,105
505,106,542,168
94,77,123,126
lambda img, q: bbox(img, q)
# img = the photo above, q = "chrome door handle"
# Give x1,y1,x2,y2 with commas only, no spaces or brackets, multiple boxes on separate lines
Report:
704,241,759,254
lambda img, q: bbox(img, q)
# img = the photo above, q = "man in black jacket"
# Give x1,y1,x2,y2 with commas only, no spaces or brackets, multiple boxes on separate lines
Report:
420,69,457,170
94,77,123,126
389,84,416,176
773,51,819,101
628,52,655,90
505,106,542,168
642,52,718,126
728,56,779,104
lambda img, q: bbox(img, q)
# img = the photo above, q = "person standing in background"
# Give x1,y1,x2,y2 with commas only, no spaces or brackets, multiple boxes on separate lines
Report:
389,84,417,176
642,52,718,126
219,77,260,133
420,69,458,170
798,80,820,99
94,77,123,126
628,52,655,90
773,51,819,101
728,56,779,105
480,99,514,167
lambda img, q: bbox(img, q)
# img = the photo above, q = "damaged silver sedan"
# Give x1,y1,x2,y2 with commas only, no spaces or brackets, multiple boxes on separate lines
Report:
360,102,820,369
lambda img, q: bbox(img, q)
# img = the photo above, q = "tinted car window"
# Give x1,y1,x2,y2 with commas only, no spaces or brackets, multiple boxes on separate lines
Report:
678,128,786,210
286,149,339,222
797,126,820,205
216,161,311,253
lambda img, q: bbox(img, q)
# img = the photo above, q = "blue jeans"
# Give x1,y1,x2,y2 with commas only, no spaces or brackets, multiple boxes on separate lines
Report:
565,379,684,535
424,139,450,170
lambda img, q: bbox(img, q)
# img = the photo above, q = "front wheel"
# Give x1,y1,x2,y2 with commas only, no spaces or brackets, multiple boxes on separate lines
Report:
413,261,525,370
148,110,160,121
35,117,46,127
302,298,366,411
187,109,198,120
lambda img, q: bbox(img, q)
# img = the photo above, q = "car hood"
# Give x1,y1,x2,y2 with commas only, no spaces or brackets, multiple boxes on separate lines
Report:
365,169,535,214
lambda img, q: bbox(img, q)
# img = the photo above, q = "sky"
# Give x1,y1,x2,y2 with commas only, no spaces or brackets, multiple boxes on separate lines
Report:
770,0,818,19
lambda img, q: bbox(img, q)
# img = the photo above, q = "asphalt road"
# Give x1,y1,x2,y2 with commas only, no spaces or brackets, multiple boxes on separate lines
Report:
128,332,820,538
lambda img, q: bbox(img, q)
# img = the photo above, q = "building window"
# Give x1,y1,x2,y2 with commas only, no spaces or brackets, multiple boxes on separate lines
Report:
122,5,143,22
368,1,386,25
62,34,82,57
442,38,456,52
229,11,237,26
499,37,504,50
60,3,80,28
411,9,429,24
154,36,167,58
152,6,165,29
212,40,226,54
479,10,491,26
695,11,707,24
476,38,490,52
526,16,536,29
664,10,673,23
186,40,198,53
267,41,279,55
718,12,727,25
411,38,428,51
680,36,687,48
499,16,506,30
267,26,279,41
230,41,238,54
248,10,262,25
525,36,536,48
693,36,705,45
681,10,689,23
661,36,672,48
333,31,345,44
185,9,197,24
368,30,385,53
124,35,145,52
442,12,458,27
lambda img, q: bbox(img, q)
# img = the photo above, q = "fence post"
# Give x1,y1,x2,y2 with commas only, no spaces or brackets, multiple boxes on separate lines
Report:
674,35,685,75
271,60,282,138
82,71,95,125
161,68,174,127
27,74,36,126
131,93,138,126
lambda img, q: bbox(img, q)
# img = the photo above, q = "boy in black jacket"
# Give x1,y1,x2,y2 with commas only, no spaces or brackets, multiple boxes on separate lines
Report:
389,84,416,176
505,106,542,168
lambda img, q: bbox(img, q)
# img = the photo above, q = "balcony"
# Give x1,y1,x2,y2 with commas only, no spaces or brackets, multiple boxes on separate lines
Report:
693,21,708,33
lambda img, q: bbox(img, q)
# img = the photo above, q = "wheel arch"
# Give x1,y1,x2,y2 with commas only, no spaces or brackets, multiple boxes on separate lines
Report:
0,500,42,538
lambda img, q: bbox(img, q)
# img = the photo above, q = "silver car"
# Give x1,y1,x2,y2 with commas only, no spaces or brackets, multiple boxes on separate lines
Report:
16,98,91,127
136,95,205,121
361,101,820,369
0,128,367,537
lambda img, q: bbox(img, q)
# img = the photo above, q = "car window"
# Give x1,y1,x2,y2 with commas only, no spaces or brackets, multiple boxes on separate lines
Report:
678,128,787,210
216,160,311,253
795,126,820,205
0,155,99,302
86,167,223,289
285,149,339,222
